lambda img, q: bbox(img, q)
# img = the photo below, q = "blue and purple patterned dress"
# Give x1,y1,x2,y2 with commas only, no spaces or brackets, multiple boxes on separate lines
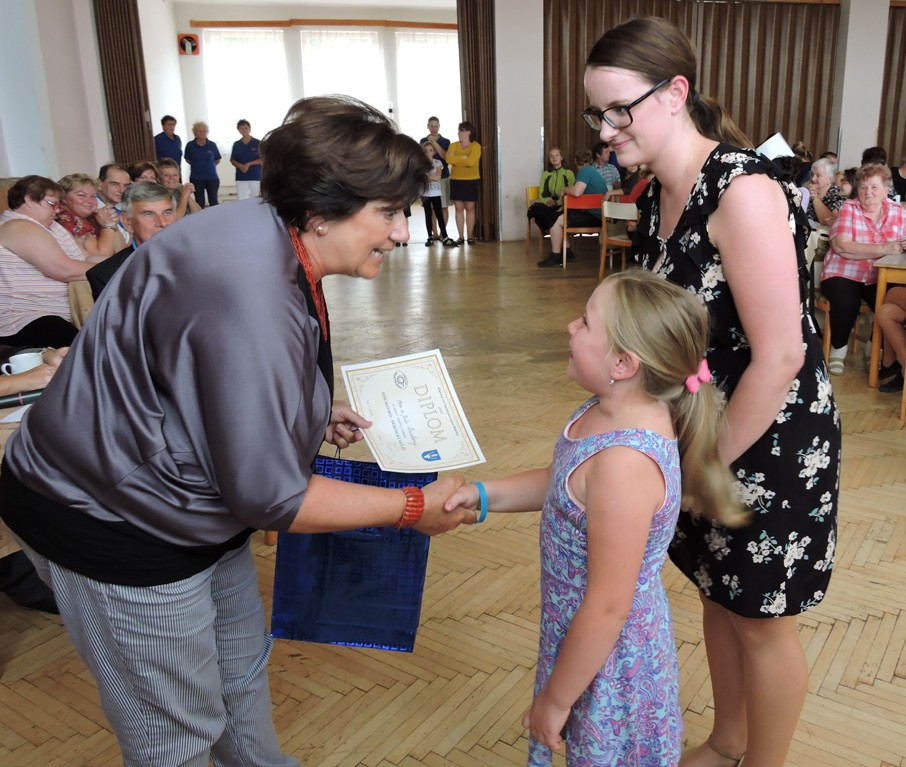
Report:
528,398,682,767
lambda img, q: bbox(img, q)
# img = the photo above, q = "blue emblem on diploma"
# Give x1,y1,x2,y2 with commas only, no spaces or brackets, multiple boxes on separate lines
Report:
421,449,441,462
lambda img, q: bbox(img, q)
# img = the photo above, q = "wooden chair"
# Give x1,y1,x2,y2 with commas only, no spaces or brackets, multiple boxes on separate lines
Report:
598,201,637,281
524,186,542,256
813,294,872,363
562,193,605,269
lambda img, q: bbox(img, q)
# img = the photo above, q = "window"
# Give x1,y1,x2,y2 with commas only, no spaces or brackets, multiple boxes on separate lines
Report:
299,29,388,111
202,29,290,148
395,30,462,141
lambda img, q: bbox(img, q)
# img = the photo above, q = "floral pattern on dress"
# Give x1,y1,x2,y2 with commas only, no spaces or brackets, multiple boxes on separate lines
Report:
633,145,841,618
528,399,682,766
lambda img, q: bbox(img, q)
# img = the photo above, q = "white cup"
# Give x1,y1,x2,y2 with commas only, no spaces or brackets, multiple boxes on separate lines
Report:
1,351,45,375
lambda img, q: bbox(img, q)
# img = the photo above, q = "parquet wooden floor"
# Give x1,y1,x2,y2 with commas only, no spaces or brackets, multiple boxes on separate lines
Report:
1,230,904,766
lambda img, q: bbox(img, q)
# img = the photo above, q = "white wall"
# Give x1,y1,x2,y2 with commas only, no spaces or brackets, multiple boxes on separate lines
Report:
0,0,58,177
495,0,544,241
830,0,890,167
0,0,112,178
138,0,188,174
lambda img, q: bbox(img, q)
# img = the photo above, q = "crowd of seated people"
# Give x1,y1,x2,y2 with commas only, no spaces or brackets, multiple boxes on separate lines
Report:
0,156,201,351
0,176,97,348
531,144,648,268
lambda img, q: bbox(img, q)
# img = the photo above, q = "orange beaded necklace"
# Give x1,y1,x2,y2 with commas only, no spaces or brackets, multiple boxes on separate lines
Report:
289,226,329,341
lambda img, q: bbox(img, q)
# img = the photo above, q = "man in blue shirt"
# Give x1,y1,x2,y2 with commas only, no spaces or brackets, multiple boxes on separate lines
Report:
230,120,262,200
154,115,182,165
538,149,606,268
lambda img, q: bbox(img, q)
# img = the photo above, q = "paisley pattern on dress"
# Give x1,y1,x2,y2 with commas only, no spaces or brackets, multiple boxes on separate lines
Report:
633,144,841,618
528,398,682,766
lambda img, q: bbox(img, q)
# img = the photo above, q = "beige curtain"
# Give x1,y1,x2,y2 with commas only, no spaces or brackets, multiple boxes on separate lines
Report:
93,0,155,164
456,0,499,240
543,1,839,160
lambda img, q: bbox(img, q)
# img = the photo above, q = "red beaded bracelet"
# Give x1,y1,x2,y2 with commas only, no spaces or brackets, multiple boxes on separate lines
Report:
396,486,425,529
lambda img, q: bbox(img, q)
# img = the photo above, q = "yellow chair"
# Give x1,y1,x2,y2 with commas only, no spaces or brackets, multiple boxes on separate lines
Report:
598,201,637,281
562,193,605,269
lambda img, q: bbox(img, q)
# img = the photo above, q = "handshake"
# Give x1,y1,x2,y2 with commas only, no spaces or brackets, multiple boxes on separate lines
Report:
410,476,483,536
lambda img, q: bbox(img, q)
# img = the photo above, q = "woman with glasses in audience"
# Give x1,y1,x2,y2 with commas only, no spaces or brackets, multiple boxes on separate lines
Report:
55,173,124,258
0,96,472,767
580,17,839,767
0,176,98,347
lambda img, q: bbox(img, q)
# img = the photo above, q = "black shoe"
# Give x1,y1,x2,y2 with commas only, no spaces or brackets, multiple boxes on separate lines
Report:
879,360,902,382
537,254,561,268
879,372,904,393
466,238,475,245
442,237,456,247
425,238,435,246
565,249,575,262
455,238,464,245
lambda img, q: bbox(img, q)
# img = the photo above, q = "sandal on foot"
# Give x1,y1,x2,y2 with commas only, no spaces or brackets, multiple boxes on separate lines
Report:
827,357,845,376
706,736,745,766
680,737,744,767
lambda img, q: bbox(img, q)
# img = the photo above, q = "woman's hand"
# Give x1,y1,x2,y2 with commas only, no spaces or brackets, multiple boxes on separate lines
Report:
415,475,472,534
96,206,119,228
522,689,569,752
325,401,372,448
41,347,68,367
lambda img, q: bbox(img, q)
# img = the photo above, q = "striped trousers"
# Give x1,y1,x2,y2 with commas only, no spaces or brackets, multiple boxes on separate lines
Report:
22,539,301,767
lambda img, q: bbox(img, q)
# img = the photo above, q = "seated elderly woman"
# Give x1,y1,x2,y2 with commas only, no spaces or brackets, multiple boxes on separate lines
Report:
527,147,575,235
821,163,906,375
0,175,101,348
807,157,845,229
56,173,125,258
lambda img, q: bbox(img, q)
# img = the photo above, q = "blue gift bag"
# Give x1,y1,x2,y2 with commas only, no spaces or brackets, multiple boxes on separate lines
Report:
270,456,435,652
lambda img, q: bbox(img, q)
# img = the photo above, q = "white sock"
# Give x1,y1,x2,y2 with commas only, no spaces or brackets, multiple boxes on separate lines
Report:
829,345,847,360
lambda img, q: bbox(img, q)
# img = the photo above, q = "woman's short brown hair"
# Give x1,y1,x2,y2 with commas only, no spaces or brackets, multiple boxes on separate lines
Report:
260,95,431,230
6,175,63,210
856,163,892,188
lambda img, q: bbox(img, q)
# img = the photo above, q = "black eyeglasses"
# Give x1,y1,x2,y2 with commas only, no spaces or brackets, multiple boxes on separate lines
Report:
581,79,670,131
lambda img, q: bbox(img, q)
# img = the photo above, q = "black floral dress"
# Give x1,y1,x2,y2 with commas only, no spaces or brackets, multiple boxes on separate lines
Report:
634,145,841,618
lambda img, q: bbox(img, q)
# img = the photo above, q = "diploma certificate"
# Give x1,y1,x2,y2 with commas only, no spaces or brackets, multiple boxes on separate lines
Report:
341,349,485,473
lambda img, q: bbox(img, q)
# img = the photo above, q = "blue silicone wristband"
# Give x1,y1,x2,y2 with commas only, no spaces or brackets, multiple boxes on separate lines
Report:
474,481,489,523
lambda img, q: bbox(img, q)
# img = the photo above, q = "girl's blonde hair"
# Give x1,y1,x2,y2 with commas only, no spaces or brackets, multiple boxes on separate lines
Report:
594,270,746,527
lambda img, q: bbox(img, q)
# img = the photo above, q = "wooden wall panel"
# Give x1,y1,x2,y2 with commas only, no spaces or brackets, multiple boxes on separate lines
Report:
880,6,906,164
92,0,155,165
543,0,840,159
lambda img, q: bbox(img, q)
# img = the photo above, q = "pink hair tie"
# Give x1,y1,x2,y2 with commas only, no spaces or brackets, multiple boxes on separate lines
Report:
685,359,711,394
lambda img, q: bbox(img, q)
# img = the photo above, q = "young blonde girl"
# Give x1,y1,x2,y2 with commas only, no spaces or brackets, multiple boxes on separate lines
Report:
446,270,743,767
